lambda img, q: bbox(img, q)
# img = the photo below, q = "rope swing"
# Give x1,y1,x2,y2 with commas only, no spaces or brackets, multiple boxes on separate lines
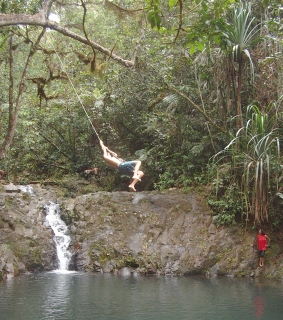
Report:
50,39,101,144
50,38,145,191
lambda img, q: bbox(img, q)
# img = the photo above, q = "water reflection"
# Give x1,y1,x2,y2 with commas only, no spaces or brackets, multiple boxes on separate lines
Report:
253,295,265,318
251,280,262,319
41,272,74,319
0,273,283,320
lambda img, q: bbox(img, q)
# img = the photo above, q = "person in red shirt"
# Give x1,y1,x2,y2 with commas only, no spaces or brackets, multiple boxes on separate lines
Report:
251,229,271,268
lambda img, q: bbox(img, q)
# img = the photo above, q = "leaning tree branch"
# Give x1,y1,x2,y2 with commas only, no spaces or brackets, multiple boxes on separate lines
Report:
0,0,142,67
173,0,183,43
168,84,227,134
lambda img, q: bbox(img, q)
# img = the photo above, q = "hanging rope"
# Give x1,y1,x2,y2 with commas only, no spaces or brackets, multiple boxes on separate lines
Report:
50,39,101,143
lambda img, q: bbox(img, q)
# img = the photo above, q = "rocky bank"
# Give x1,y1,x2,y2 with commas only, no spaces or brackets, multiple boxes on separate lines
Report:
1,182,283,281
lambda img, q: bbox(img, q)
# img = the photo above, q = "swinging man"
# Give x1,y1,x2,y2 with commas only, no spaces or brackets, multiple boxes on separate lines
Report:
99,140,144,192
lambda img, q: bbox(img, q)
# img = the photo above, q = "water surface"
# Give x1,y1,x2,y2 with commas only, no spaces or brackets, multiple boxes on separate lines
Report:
0,272,282,320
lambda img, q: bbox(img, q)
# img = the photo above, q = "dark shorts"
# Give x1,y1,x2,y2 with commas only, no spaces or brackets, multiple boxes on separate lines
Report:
118,161,136,177
259,250,266,257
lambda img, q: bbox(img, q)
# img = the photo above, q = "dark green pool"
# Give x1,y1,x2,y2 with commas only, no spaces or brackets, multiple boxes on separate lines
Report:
0,271,282,320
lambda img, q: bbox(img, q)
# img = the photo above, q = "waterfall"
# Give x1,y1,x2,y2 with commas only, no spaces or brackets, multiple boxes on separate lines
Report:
18,185,34,194
44,202,72,270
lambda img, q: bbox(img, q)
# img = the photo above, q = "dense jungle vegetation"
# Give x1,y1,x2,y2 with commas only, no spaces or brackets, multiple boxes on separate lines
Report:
0,0,282,226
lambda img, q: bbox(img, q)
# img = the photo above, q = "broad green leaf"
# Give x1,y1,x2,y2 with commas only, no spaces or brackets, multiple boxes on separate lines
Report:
197,42,204,51
169,0,178,7
189,45,196,55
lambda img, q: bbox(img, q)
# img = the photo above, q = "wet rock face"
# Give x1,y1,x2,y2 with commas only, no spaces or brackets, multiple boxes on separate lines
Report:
1,183,283,281
60,190,271,278
0,184,57,280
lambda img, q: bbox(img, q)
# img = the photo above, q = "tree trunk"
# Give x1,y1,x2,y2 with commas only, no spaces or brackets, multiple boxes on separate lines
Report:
236,59,243,131
0,29,46,160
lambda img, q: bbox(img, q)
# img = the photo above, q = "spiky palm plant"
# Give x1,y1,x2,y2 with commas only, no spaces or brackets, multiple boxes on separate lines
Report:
242,105,280,222
213,104,281,223
221,2,262,131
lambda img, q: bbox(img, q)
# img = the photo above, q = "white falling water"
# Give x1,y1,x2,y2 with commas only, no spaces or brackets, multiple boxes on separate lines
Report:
18,185,34,194
44,202,72,270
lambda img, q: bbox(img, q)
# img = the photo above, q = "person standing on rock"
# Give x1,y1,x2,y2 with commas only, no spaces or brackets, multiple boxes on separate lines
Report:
250,229,271,268
99,140,144,192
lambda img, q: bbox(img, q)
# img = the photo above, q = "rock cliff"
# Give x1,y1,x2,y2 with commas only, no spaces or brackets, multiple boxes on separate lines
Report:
1,183,283,281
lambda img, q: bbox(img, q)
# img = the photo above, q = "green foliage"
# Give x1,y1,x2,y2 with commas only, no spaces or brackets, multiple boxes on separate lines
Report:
116,253,139,269
0,0,42,14
146,0,161,29
184,0,235,54
272,169,283,228
208,167,244,226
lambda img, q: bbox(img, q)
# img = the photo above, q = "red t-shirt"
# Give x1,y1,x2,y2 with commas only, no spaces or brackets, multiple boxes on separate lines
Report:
257,235,267,251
